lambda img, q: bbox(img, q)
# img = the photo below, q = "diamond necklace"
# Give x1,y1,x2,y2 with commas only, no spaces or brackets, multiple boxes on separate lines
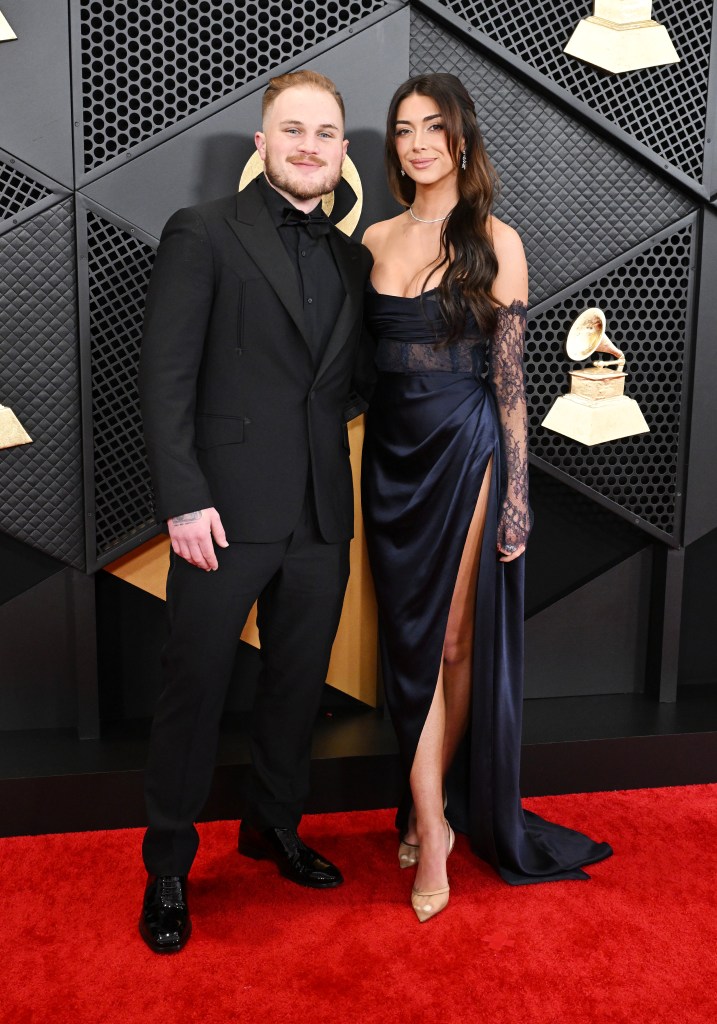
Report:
408,205,454,224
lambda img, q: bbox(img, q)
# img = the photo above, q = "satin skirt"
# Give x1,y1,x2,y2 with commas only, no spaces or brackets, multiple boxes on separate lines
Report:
362,372,612,883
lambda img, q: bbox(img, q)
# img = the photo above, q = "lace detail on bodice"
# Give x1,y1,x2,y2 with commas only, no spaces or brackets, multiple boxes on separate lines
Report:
366,286,487,376
376,335,487,374
487,301,531,551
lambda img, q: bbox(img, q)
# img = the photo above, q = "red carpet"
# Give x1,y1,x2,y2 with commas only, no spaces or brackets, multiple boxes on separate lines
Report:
4,785,717,1023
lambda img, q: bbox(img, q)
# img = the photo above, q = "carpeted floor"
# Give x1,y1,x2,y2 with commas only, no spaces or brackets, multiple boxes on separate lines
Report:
4,785,717,1023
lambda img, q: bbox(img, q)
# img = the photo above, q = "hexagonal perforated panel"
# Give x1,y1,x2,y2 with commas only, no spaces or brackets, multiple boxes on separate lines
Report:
78,0,389,173
86,212,156,560
434,0,712,183
527,221,695,538
410,11,695,306
0,160,52,222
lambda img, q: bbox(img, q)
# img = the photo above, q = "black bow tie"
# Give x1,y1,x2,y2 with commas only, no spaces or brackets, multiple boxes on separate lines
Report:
282,205,331,239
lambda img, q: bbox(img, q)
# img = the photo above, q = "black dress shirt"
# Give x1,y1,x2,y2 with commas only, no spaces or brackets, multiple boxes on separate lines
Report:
257,174,345,366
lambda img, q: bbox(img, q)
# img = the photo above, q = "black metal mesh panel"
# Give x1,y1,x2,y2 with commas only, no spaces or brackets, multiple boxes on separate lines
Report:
527,221,694,538
79,0,389,172
0,160,53,221
86,212,156,559
434,0,712,183
411,12,695,306
0,200,85,568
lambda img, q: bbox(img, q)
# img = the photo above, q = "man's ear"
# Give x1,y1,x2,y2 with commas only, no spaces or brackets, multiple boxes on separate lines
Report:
255,131,266,161
342,138,349,160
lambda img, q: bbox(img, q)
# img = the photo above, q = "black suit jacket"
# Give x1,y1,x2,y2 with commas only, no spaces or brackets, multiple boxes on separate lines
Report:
139,179,374,543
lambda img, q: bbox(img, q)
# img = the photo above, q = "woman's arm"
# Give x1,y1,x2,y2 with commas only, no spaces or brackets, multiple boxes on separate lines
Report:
489,221,531,562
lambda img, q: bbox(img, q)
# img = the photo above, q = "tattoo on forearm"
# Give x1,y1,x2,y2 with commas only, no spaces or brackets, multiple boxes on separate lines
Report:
171,511,202,525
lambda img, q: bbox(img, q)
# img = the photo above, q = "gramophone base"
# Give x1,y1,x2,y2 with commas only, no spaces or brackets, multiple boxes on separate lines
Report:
564,16,679,75
541,394,649,446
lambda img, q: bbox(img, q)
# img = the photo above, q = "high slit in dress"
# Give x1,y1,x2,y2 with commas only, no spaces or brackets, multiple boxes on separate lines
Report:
361,283,612,884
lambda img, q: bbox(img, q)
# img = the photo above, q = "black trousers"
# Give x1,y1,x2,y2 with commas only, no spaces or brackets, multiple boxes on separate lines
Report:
142,493,350,876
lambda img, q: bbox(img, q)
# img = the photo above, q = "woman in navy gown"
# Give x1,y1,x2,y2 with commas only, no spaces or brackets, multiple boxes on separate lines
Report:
361,73,612,922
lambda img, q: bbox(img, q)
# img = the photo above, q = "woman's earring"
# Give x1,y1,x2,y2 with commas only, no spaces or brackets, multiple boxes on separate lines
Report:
461,151,467,171
400,168,405,177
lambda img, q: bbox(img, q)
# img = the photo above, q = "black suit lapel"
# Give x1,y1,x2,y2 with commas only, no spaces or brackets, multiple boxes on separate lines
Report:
315,228,364,383
225,182,309,344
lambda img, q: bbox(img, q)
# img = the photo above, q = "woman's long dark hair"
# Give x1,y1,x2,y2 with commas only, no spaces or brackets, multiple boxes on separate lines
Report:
385,73,500,342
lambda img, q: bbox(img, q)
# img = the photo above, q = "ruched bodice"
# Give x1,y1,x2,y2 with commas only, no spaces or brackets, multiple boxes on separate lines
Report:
362,282,612,886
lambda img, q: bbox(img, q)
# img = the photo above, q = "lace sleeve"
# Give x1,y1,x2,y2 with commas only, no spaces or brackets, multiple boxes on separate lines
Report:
488,301,532,552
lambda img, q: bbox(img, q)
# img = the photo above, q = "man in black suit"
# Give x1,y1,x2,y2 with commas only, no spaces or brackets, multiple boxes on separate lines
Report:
138,70,373,953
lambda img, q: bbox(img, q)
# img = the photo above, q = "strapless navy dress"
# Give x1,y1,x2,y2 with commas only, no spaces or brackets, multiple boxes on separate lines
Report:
361,283,612,884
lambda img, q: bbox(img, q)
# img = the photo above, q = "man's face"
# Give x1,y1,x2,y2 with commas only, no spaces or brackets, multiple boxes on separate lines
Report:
255,85,348,205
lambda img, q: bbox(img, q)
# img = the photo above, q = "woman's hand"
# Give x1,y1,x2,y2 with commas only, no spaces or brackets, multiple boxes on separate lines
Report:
497,541,526,563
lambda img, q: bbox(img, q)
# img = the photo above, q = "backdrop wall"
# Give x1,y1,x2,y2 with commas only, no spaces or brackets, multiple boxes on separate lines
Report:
1,0,716,736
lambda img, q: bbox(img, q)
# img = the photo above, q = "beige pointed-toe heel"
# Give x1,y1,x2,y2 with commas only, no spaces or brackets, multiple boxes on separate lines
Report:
398,838,420,869
410,822,455,922
398,792,448,869
411,883,450,923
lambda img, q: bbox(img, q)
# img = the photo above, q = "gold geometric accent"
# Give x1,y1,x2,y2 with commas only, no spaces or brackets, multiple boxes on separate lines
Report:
564,1,680,74
0,406,32,449
0,10,17,42
238,151,364,238
104,534,170,601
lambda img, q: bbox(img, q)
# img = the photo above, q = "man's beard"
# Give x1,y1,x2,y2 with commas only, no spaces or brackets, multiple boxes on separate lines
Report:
264,151,342,202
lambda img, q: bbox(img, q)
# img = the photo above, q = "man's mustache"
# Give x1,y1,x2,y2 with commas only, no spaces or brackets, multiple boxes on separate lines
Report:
287,157,326,167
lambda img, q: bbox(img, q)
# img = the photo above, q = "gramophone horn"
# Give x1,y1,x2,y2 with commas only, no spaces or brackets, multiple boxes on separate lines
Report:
565,307,608,361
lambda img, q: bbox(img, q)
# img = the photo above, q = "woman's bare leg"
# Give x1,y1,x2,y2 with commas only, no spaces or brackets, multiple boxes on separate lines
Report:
442,458,492,772
407,459,493,896
409,666,450,893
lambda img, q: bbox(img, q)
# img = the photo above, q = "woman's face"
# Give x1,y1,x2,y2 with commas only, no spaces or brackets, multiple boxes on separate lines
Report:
393,92,459,186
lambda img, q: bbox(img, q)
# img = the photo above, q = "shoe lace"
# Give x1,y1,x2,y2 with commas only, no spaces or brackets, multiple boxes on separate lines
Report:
159,876,184,907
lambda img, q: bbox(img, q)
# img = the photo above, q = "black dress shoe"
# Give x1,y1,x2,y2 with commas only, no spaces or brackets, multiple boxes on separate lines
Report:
139,874,191,953
238,823,343,889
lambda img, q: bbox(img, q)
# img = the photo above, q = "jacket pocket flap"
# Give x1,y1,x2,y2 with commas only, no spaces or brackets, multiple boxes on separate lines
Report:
195,414,245,449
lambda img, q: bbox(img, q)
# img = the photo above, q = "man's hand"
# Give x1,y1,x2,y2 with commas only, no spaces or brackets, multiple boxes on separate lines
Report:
168,507,228,571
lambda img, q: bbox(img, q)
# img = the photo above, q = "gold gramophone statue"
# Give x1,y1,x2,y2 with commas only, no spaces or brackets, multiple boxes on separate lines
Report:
541,308,649,446
0,404,32,450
